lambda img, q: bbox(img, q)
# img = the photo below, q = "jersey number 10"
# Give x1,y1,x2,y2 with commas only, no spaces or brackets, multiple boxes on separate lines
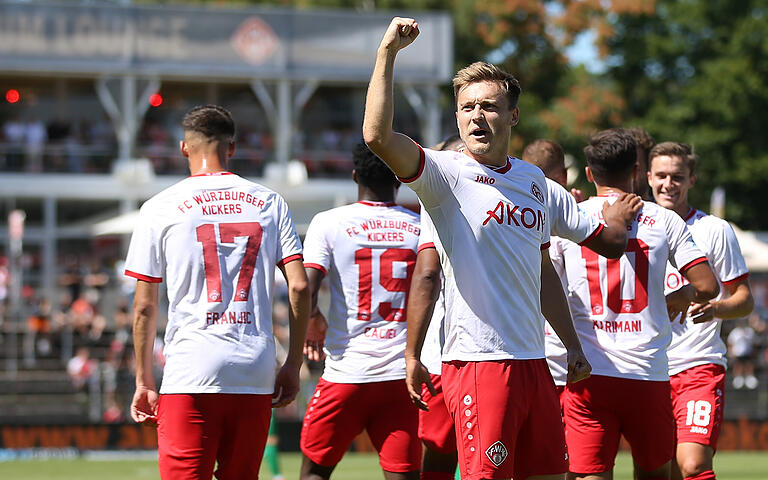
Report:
354,248,416,322
196,222,263,303
581,239,650,315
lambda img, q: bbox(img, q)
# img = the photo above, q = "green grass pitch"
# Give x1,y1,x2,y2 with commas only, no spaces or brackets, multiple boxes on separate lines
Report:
1,451,767,479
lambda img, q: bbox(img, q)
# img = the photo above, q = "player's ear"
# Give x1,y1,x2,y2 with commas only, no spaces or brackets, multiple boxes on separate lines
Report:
689,172,696,188
352,169,359,185
585,166,594,183
509,106,519,127
180,140,189,158
227,141,235,159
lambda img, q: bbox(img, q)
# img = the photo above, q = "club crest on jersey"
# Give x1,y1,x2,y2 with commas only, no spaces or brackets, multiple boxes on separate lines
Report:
486,441,508,467
531,182,545,204
209,290,221,302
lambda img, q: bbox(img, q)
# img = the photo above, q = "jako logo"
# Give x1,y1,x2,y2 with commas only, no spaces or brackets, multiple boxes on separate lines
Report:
483,201,545,231
475,175,495,185
485,441,508,466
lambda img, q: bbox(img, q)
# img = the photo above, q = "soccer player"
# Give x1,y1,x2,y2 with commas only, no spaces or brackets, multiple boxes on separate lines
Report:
408,138,640,480
629,127,655,200
299,143,421,480
126,105,310,480
365,17,591,480
521,139,642,397
648,142,754,480
551,128,720,480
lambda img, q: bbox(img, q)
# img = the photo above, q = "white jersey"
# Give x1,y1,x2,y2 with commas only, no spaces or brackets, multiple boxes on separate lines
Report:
401,146,550,361
124,172,302,394
551,197,706,381
542,179,604,385
416,206,446,375
303,201,420,383
665,208,749,375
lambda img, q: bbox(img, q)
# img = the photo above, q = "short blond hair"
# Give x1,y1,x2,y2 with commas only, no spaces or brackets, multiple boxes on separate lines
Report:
452,62,522,109
649,141,698,175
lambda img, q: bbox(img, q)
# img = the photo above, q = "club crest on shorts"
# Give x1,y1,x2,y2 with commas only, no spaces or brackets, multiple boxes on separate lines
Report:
485,441,508,467
531,182,545,205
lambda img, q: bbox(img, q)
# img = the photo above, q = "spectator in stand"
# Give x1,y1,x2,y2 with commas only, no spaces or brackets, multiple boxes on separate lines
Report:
728,319,758,389
67,346,96,390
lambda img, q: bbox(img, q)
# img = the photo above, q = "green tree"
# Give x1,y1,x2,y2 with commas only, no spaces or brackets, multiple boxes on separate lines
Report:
605,0,768,228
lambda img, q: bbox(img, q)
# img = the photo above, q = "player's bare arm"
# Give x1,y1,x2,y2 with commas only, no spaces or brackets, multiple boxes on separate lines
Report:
540,250,591,383
665,262,720,322
589,193,643,258
404,247,441,410
303,267,328,362
131,280,159,424
688,278,754,324
274,259,310,408
363,17,422,178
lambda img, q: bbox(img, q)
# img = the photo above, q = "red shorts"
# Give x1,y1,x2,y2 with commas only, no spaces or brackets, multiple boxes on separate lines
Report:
418,373,457,454
563,375,674,474
157,393,272,480
300,378,421,472
442,359,567,480
670,363,726,449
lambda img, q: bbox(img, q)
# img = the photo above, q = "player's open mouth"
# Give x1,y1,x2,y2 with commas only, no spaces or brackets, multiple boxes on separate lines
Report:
470,128,488,139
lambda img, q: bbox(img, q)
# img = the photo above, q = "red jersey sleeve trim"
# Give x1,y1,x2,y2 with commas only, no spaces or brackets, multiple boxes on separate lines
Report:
541,241,551,250
578,223,605,246
679,256,708,273
277,254,303,267
396,143,426,184
722,272,750,286
304,263,327,275
125,270,162,283
418,242,436,253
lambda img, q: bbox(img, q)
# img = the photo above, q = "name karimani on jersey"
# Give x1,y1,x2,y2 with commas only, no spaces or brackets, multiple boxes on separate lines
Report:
345,219,420,243
175,189,268,215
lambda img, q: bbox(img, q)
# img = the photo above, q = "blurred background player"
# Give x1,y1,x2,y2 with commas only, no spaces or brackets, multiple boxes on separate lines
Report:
551,128,719,480
521,139,642,401
299,142,421,480
629,127,656,200
125,105,309,480
365,17,591,480
649,141,754,480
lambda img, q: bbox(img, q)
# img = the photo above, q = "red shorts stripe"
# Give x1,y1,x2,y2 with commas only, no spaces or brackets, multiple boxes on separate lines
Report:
442,359,567,480
563,375,674,474
157,393,272,480
418,374,457,454
670,363,726,449
300,379,421,472
125,270,162,283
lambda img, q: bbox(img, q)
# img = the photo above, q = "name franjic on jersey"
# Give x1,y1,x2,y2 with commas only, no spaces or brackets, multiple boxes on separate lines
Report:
176,190,267,215
344,219,420,242
592,319,642,333
206,311,253,325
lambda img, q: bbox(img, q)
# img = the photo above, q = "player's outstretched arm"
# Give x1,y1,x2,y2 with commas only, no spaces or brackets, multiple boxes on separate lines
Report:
688,278,754,324
303,267,327,362
274,259,310,408
363,17,422,179
404,247,441,410
540,250,591,383
131,280,159,424
589,193,642,258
